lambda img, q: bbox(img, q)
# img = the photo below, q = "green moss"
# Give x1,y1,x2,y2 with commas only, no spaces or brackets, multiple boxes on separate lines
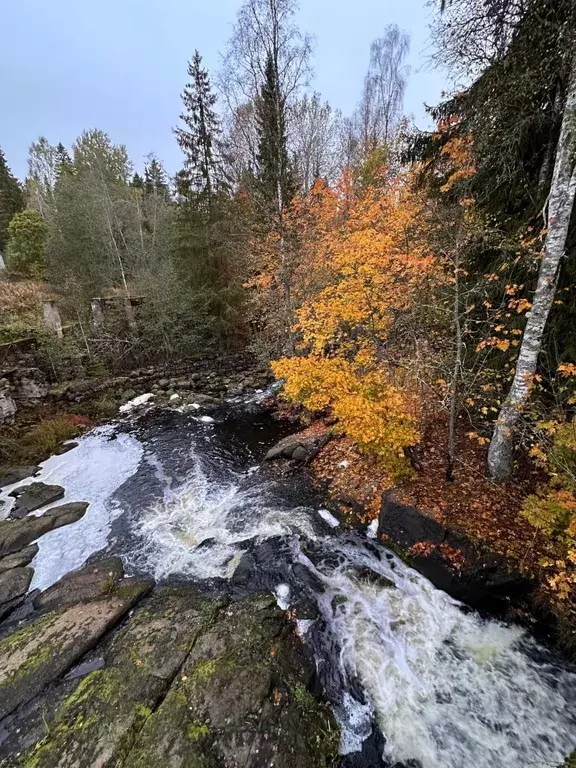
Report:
200,599,221,627
560,751,576,768
135,703,153,719
189,658,217,683
187,722,210,742
0,612,58,656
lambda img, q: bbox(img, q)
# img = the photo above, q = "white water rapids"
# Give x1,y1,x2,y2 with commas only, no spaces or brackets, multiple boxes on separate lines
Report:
1,412,575,768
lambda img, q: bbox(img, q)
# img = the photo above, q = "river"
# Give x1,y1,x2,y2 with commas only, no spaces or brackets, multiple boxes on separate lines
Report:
2,393,575,768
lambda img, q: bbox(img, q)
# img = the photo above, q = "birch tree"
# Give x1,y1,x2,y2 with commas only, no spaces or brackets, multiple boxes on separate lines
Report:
488,53,576,481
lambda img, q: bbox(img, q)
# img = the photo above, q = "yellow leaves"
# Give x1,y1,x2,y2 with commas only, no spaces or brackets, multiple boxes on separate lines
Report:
558,363,576,378
272,355,419,481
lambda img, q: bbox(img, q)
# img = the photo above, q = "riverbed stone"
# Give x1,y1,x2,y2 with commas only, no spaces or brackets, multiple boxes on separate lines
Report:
0,503,88,558
264,429,332,462
0,566,33,609
10,588,218,768
34,555,125,612
123,593,338,768
0,543,38,573
0,576,152,720
8,482,65,519
44,501,89,528
0,466,40,489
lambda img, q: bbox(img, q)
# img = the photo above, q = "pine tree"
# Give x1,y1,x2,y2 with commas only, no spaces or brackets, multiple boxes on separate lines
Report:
0,148,24,252
255,54,296,215
174,50,222,205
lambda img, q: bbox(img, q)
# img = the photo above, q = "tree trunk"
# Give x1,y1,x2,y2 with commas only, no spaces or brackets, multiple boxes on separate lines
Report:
487,54,576,482
447,248,463,481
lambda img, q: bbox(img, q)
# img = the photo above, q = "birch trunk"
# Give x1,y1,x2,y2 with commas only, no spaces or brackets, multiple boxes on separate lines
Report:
488,53,576,482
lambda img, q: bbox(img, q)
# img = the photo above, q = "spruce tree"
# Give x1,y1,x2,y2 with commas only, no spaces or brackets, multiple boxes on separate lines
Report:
174,50,222,205
174,51,239,344
144,156,170,199
0,148,24,252
55,143,73,180
255,54,296,216
131,172,145,190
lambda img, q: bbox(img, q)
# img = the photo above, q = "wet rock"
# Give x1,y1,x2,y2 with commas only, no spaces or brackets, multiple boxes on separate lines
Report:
44,501,89,528
8,482,65,519
0,517,54,558
188,392,214,405
0,503,88,559
0,575,152,720
8,588,217,767
34,555,124,612
0,380,17,425
264,428,332,462
0,544,38,573
346,565,394,590
0,567,33,609
0,466,40,489
122,593,338,768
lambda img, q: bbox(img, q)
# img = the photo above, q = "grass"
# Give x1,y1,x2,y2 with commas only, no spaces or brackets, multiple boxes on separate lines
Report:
0,415,81,473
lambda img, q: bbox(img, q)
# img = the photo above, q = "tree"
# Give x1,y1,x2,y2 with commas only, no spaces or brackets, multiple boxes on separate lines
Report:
144,154,170,199
27,137,59,216
359,26,410,150
256,54,295,213
488,52,576,480
290,93,340,192
73,129,132,184
5,210,48,278
174,50,222,205
0,148,24,252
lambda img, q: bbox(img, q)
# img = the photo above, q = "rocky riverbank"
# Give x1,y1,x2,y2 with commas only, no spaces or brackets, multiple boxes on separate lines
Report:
0,554,338,767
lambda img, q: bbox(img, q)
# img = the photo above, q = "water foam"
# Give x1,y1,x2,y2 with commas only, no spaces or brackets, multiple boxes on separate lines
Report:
124,457,317,581
0,427,144,591
304,538,576,768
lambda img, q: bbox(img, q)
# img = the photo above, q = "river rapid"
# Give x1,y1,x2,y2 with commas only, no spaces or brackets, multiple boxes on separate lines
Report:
2,393,575,768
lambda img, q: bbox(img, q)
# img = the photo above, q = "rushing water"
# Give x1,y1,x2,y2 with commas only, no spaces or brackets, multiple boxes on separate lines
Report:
1,396,575,768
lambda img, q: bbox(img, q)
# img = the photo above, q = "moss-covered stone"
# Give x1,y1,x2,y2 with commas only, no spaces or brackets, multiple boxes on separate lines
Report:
122,593,339,768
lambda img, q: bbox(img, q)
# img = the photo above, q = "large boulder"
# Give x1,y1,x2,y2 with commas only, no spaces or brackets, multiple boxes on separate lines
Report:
3,592,339,768
264,428,332,462
8,482,65,519
123,593,338,768
0,543,38,573
0,566,33,609
0,574,152,720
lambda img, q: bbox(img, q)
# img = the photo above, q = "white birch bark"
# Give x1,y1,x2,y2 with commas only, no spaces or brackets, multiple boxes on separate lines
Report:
488,53,576,481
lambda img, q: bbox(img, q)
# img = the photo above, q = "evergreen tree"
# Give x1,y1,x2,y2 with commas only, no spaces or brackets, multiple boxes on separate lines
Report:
55,143,73,180
144,155,170,199
174,50,222,204
255,54,296,215
173,51,240,345
131,172,145,190
0,148,24,252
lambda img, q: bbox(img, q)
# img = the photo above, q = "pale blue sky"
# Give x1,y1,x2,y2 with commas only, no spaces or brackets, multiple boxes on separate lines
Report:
1,0,449,180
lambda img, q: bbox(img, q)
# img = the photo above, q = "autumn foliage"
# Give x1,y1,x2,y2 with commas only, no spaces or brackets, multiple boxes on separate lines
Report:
271,167,438,479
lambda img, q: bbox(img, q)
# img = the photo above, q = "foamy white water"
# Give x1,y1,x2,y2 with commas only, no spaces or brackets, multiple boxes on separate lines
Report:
0,427,144,591
124,457,317,580
302,539,576,768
